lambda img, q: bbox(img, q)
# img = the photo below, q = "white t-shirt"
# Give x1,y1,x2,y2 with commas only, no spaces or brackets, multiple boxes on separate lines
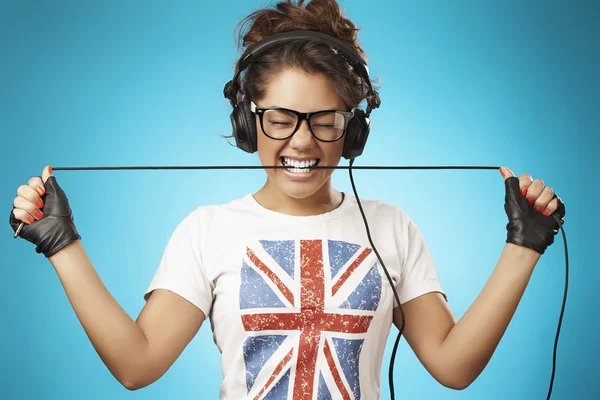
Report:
144,193,445,400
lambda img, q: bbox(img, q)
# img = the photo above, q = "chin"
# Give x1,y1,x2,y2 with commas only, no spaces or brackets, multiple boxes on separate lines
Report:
278,181,322,200
274,174,329,200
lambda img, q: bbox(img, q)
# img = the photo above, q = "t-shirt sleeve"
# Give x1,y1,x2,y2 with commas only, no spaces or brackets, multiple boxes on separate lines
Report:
394,215,446,306
143,211,213,319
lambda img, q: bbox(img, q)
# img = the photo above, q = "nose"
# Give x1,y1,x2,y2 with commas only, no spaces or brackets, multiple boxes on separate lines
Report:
288,120,315,151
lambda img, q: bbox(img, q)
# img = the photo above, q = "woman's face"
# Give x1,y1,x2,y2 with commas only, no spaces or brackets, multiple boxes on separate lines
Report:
255,68,346,200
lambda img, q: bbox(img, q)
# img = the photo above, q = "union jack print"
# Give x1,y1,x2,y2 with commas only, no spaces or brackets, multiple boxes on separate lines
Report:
239,239,382,400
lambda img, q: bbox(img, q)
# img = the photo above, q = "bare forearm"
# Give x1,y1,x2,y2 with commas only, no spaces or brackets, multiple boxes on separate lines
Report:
440,243,540,386
49,239,150,388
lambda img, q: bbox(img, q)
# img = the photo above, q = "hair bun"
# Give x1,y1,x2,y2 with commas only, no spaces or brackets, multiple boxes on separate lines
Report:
236,0,365,60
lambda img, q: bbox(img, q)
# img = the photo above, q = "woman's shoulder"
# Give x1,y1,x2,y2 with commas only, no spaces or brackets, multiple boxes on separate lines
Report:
177,194,255,226
346,194,413,222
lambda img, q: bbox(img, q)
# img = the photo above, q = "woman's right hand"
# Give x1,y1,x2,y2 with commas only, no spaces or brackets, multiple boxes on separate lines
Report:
10,165,81,258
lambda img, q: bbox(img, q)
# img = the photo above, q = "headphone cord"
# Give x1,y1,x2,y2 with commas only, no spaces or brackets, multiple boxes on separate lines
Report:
347,159,405,399
50,163,568,399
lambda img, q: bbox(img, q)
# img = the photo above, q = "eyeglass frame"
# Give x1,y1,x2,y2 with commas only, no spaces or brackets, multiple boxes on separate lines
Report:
250,101,355,142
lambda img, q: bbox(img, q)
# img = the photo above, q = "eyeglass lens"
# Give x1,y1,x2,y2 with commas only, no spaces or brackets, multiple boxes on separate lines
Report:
262,109,347,141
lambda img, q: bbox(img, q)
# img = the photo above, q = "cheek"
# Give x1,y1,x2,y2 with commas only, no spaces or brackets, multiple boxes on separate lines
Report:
322,140,344,161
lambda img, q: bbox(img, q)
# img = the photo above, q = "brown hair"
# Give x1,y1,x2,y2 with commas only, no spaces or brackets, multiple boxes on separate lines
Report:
233,0,377,110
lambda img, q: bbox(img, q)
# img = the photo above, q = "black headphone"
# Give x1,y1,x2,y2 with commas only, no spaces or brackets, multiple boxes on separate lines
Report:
223,30,381,160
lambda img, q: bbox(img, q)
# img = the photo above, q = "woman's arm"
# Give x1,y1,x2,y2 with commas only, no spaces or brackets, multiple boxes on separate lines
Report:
49,239,205,390
393,242,540,390
394,166,565,389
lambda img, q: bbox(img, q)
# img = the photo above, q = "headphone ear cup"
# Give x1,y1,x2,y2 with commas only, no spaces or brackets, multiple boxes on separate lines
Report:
343,109,371,159
230,101,258,153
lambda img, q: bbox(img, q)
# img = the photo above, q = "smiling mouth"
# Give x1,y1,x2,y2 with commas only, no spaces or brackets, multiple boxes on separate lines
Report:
280,157,321,173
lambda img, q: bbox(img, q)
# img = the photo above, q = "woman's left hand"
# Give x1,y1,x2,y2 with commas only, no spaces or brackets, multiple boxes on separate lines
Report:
499,166,566,255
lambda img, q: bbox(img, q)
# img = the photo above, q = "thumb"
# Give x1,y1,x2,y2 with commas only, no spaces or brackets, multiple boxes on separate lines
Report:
41,165,53,184
499,166,515,181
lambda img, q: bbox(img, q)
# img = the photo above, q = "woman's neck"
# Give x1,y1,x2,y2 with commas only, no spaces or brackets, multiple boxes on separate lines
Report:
253,181,344,216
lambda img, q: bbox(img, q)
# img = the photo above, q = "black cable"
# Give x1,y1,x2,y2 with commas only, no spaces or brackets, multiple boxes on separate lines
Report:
52,165,500,171
546,215,567,400
347,159,405,400
46,163,567,399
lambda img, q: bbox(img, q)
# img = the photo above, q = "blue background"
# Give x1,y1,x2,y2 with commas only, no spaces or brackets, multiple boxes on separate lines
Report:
1,0,597,399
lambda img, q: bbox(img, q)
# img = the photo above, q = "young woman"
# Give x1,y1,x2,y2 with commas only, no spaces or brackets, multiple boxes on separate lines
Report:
9,1,565,399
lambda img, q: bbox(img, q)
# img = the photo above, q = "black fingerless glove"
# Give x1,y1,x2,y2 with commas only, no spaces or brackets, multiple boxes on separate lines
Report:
504,177,566,255
10,176,81,258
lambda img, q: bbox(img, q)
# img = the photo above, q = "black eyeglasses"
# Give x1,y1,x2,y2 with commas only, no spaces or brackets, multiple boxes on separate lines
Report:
250,101,354,142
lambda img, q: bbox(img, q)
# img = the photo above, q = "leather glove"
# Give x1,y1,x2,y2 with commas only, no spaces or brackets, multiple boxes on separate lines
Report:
504,176,565,255
10,176,81,258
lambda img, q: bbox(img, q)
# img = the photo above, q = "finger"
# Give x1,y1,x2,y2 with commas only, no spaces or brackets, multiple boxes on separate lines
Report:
554,195,566,220
541,197,558,217
41,165,53,184
13,196,44,220
516,173,534,197
534,186,555,214
499,166,516,180
16,185,44,209
28,176,45,197
12,207,36,225
523,177,544,205
543,193,565,218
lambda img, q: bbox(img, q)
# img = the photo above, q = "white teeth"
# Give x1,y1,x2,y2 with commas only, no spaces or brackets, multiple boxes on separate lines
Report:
289,168,308,174
282,157,318,169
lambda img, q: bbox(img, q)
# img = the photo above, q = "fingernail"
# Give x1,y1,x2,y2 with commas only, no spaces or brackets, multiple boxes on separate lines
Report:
35,199,44,208
535,206,542,212
521,187,528,196
36,186,45,196
34,210,43,219
543,210,550,216
26,216,34,224
528,198,534,205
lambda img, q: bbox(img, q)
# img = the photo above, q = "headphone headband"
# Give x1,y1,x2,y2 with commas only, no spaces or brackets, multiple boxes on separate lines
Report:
224,30,380,115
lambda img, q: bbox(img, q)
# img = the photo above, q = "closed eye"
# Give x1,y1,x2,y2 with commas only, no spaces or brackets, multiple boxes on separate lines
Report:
269,121,293,126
